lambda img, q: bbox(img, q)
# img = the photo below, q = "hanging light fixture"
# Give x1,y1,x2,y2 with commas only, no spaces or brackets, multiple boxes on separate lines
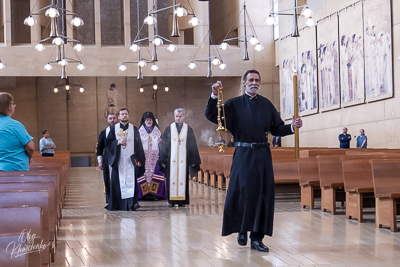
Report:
138,77,170,97
265,0,314,37
24,0,86,82
219,1,264,61
188,0,226,77
151,64,159,72
53,77,85,98
119,0,198,78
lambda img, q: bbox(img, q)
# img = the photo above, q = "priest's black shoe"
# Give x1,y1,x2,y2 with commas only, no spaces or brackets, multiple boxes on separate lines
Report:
250,240,269,252
237,233,247,246
168,203,174,207
130,203,140,211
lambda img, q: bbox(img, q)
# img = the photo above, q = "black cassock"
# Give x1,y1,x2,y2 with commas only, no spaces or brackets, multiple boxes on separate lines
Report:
158,123,201,206
205,94,293,237
106,124,145,211
96,128,110,204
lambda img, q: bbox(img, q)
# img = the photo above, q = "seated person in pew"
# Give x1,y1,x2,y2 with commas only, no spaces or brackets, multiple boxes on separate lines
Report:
206,70,303,252
215,134,225,146
0,92,35,171
227,136,235,147
272,136,281,147
39,130,56,157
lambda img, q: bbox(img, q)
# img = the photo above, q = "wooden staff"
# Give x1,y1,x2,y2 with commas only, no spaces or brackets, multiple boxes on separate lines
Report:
293,71,299,159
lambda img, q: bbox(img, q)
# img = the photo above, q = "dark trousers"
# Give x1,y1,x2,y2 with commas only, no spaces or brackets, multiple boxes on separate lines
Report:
249,232,264,241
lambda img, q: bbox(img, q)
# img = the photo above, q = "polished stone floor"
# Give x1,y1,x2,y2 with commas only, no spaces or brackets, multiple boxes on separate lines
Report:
52,167,400,267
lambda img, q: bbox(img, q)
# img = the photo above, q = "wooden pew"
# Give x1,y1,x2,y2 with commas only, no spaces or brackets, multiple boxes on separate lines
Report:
0,233,28,267
0,173,61,223
0,191,52,266
341,154,400,223
214,156,225,188
300,149,346,158
317,155,345,214
30,163,67,206
0,182,57,256
273,159,299,185
370,159,400,232
298,157,320,209
0,206,43,266
342,158,374,222
205,154,216,186
223,154,233,191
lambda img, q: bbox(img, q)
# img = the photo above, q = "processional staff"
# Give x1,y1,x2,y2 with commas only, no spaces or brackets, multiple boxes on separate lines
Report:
293,71,299,159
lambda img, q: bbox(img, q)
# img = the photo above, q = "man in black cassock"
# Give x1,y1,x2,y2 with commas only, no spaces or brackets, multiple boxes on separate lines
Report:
96,113,118,208
158,108,201,207
205,70,303,252
106,108,145,211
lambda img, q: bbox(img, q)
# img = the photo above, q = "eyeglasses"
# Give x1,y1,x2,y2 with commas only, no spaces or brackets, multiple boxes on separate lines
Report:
11,102,16,108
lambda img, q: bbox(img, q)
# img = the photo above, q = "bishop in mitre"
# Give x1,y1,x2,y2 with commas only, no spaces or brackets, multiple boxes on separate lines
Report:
137,111,167,200
159,108,201,207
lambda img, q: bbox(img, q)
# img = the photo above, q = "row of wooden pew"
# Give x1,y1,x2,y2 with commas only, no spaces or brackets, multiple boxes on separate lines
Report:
197,147,400,232
0,151,70,267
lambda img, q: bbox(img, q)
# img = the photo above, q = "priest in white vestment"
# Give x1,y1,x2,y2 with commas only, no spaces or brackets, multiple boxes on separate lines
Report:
159,108,201,207
106,108,145,211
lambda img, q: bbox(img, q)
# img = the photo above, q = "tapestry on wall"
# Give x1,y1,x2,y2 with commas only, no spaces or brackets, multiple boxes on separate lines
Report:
316,15,340,112
297,26,318,116
338,2,365,107
280,36,298,120
363,0,393,102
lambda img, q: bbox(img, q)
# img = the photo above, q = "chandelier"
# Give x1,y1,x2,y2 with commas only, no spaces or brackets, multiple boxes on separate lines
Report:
219,1,264,61
265,0,314,37
139,77,170,99
53,77,84,100
24,0,86,84
119,0,199,79
188,0,226,78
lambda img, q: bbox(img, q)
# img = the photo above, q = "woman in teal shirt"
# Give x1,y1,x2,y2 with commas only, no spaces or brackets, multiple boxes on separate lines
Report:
0,92,35,171
356,129,368,148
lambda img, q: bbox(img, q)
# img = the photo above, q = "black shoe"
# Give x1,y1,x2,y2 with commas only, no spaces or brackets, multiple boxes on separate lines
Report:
237,233,247,246
178,203,184,207
131,203,140,211
104,204,108,209
250,240,269,252
168,203,174,207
